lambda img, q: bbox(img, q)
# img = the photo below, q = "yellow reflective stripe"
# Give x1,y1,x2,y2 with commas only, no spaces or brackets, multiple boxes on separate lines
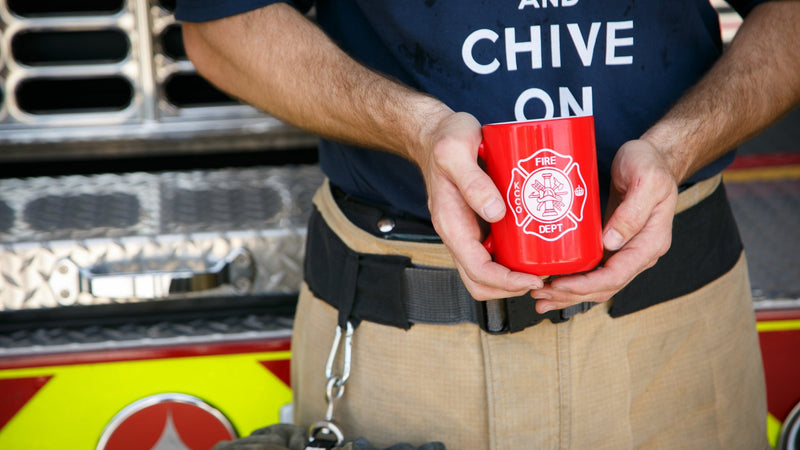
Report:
723,164,800,183
0,351,291,449
757,320,800,333
767,412,782,449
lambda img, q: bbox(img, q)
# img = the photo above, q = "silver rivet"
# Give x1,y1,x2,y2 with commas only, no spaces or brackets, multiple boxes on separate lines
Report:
377,217,396,234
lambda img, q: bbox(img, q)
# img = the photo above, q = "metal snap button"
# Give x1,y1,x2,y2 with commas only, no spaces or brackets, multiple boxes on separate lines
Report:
377,217,396,234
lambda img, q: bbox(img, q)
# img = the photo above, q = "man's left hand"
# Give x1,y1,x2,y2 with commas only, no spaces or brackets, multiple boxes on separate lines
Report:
529,139,678,312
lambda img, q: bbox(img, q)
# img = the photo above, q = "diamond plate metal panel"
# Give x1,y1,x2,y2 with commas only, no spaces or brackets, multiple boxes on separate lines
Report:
0,165,324,312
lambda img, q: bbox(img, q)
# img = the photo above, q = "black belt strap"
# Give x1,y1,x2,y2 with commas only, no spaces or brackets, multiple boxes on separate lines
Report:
304,207,592,333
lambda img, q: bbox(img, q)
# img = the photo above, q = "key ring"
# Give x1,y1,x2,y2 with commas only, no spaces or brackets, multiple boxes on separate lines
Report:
308,420,344,447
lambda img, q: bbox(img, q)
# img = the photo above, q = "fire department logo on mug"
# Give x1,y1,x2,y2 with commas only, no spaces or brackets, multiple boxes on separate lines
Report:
507,149,588,242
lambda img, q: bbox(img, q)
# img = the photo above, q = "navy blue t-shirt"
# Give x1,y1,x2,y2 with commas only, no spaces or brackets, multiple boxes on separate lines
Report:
176,0,768,219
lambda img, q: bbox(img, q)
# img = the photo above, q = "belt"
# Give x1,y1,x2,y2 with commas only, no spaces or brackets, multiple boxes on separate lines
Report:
305,186,594,334
304,177,742,332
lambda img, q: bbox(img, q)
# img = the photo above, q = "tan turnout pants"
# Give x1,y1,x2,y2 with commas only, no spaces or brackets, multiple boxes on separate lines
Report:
291,177,767,449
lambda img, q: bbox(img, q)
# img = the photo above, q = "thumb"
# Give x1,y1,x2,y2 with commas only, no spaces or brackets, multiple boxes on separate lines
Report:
604,140,678,251
429,113,506,223
603,178,662,251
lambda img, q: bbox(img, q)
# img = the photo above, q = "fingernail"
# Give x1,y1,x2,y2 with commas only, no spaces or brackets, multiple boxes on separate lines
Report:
603,228,624,251
538,302,554,313
482,197,504,221
527,277,544,290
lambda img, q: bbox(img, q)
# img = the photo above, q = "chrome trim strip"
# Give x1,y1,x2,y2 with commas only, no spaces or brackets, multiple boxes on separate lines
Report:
0,328,294,358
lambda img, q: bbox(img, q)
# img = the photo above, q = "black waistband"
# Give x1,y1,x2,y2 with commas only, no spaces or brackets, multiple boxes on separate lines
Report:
304,181,743,331
609,181,743,317
303,205,591,333
330,184,441,242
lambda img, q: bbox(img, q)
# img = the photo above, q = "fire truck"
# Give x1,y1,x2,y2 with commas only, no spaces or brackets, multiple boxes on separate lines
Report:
0,1,798,449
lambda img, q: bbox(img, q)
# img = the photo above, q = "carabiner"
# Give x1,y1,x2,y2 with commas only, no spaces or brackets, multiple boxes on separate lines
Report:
324,321,353,387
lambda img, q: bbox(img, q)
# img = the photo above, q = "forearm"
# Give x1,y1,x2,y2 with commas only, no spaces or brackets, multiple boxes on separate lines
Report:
181,3,449,166
642,1,800,183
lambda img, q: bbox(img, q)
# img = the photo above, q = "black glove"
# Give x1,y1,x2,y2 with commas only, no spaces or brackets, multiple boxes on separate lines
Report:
213,424,446,450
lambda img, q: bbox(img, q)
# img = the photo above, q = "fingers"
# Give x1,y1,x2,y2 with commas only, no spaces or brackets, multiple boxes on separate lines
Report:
428,113,506,223
429,169,544,299
603,140,678,251
530,139,679,312
531,215,672,311
455,255,544,301
452,238,545,300
423,112,545,299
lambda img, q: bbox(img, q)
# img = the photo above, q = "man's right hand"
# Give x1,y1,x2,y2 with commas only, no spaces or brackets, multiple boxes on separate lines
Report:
418,111,545,300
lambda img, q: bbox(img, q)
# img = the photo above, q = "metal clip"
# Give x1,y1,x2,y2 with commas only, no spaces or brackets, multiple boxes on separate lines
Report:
325,321,353,387
308,322,354,448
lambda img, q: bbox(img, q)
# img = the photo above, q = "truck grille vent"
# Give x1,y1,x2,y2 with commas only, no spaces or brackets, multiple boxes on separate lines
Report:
160,23,186,60
7,0,125,17
0,0,309,159
16,76,134,115
164,73,237,108
11,30,130,66
156,0,176,13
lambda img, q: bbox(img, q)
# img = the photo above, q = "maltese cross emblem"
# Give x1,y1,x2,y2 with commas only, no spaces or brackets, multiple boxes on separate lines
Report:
506,149,588,241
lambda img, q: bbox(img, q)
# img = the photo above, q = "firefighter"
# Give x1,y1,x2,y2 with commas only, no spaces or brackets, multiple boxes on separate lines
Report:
177,1,800,448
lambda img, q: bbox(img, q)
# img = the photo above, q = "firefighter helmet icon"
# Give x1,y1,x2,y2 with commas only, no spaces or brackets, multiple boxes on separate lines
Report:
507,149,589,242
525,169,573,222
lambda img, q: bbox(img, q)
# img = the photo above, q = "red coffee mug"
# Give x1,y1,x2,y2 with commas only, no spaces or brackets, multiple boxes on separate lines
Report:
479,116,603,276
